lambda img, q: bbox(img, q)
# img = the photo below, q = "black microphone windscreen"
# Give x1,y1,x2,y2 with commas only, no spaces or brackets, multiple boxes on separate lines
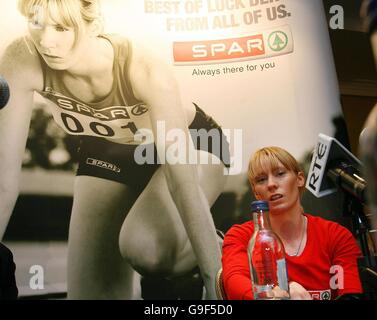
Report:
0,76,10,109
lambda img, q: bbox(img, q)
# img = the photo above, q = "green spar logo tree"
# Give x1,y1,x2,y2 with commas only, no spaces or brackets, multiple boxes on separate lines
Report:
273,34,284,50
268,31,288,52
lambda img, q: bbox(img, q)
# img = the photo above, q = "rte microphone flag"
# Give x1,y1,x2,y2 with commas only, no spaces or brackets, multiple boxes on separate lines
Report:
306,133,363,198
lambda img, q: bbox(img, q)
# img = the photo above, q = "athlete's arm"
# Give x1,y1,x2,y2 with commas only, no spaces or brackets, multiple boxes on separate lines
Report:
0,37,43,240
129,42,221,299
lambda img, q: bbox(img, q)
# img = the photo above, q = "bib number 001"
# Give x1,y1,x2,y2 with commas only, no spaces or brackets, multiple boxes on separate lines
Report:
61,113,138,137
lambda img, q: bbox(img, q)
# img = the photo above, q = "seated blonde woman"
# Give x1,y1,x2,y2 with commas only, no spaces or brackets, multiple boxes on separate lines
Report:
222,146,363,300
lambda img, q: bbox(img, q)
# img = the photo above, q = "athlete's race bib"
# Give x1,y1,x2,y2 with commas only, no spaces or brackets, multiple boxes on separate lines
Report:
41,87,152,145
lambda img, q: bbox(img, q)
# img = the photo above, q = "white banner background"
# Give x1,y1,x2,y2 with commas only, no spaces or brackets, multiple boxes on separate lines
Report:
0,0,344,191
99,0,343,192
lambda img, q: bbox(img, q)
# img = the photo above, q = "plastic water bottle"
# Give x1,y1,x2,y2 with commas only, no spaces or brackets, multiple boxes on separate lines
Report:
247,200,290,299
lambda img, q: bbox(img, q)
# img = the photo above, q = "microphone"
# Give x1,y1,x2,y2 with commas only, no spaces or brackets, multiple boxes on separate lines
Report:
306,133,364,201
307,134,377,258
327,162,366,204
0,75,10,109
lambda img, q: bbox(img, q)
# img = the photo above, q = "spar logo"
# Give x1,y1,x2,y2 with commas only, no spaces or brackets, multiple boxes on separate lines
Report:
268,31,288,52
131,104,148,116
86,158,121,173
173,26,293,65
174,34,264,64
308,290,331,300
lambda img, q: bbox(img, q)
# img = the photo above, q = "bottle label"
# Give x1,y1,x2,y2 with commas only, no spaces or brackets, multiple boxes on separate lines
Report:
254,284,274,295
277,258,289,291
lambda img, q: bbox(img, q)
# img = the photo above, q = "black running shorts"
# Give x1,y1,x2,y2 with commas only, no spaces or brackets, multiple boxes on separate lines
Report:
76,104,230,190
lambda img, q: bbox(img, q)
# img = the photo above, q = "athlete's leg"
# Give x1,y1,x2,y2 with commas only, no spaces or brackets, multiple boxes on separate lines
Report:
119,150,227,277
67,176,140,299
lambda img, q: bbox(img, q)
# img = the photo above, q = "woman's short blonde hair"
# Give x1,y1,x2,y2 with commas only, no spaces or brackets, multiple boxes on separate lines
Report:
18,0,102,43
248,146,305,196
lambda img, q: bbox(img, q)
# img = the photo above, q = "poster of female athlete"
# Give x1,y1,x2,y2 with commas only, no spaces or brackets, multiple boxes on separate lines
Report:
0,0,349,300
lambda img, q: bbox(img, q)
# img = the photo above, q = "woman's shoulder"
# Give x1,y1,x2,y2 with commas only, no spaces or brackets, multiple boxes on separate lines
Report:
3,37,40,65
0,242,13,258
224,221,254,243
101,34,130,59
306,213,353,237
102,34,129,45
1,37,42,81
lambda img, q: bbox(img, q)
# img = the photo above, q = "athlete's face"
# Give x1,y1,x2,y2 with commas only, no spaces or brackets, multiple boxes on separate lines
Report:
252,160,305,215
27,15,88,70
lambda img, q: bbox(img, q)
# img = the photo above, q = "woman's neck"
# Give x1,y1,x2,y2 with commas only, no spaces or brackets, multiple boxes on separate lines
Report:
66,36,113,79
62,37,115,102
269,203,305,242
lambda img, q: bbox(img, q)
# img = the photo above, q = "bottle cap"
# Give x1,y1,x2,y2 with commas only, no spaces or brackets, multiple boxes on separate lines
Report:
251,200,269,212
